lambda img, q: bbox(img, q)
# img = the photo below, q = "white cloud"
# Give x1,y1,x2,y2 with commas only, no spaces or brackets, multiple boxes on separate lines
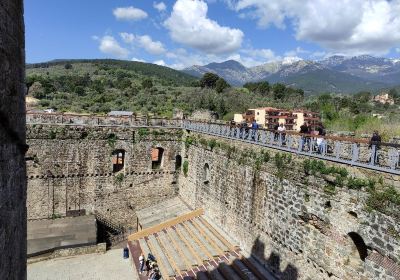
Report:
95,35,130,58
231,0,400,55
153,2,167,12
120,32,135,44
164,0,244,54
137,35,166,55
284,47,309,58
113,6,148,21
153,60,167,66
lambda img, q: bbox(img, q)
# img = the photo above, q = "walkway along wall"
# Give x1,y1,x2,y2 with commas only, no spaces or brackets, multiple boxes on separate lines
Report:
0,0,27,279
178,131,400,280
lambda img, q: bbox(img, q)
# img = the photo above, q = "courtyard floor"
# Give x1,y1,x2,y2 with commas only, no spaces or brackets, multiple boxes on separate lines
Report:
28,249,139,280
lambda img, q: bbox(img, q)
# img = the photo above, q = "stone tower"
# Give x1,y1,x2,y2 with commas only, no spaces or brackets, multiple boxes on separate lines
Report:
0,0,27,279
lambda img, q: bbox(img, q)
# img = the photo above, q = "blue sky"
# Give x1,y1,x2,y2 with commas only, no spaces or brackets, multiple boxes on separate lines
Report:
25,0,400,68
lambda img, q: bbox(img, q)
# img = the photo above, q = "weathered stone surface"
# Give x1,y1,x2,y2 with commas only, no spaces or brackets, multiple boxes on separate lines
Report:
0,0,26,279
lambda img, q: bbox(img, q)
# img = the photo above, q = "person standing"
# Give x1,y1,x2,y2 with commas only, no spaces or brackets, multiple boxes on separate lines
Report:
300,122,311,151
316,123,326,154
139,253,145,274
251,120,259,140
369,130,382,164
277,123,286,143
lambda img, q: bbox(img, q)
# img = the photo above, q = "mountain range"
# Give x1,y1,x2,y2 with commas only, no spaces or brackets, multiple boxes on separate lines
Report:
182,55,400,94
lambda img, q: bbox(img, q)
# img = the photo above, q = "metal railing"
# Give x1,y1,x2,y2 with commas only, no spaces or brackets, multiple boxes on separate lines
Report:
182,121,400,175
26,113,400,175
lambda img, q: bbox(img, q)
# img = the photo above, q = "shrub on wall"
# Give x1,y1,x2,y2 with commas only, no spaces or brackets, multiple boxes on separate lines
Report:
183,160,189,177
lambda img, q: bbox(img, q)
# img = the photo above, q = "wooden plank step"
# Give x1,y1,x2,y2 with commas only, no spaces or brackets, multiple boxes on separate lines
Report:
183,221,219,258
192,218,229,253
147,234,176,278
158,231,187,273
176,224,209,262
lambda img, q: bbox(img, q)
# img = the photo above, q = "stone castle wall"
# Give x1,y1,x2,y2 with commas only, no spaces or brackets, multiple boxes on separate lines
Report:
0,0,27,279
26,125,183,228
25,123,400,279
178,132,400,280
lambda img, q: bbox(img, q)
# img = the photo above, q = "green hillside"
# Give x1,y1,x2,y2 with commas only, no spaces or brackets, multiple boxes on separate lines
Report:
26,59,198,116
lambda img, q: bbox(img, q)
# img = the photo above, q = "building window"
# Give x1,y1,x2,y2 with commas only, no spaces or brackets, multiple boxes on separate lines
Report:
203,163,210,184
112,149,125,173
151,147,164,169
175,155,182,171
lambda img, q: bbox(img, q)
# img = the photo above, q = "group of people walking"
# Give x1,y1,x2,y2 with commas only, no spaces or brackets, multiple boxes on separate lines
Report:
139,253,161,280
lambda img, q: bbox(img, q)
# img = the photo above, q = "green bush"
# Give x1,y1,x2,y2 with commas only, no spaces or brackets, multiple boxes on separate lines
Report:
183,160,189,177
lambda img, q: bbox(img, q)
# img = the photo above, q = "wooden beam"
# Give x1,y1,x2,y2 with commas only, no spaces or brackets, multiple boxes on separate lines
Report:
165,229,194,269
128,209,204,241
155,234,182,276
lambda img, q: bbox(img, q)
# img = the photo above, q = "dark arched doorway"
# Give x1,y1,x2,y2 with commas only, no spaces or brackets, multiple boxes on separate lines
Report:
175,155,182,171
348,232,368,261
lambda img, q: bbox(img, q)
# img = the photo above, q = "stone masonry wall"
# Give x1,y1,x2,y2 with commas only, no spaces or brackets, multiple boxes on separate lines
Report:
26,125,183,229
0,0,27,279
179,132,400,280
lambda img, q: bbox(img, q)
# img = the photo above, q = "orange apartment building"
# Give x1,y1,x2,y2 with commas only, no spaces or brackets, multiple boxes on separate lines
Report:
234,107,320,131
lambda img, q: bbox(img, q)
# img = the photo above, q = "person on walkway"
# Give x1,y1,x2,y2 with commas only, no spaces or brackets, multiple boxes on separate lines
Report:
145,259,151,275
277,123,286,143
251,120,259,141
139,253,145,274
300,122,311,151
316,123,326,154
274,123,279,141
369,130,382,164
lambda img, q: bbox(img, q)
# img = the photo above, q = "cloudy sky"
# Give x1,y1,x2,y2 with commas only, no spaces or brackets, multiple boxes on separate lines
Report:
26,0,400,68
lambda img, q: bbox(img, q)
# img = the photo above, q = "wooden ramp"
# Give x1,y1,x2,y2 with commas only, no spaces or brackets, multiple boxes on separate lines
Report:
128,209,276,280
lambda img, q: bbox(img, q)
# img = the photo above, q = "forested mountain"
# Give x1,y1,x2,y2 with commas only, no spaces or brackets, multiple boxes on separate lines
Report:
183,55,400,93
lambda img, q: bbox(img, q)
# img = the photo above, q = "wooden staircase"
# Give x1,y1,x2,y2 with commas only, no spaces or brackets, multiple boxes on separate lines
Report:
128,209,275,280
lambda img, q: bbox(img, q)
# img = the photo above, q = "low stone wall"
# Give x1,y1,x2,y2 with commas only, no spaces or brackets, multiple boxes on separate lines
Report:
27,243,107,264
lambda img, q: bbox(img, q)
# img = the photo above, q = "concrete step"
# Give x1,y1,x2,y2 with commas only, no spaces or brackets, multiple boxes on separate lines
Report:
183,221,219,257
182,221,216,258
218,261,242,280
176,224,209,262
199,217,239,248
246,256,276,280
196,271,210,280
147,234,176,278
158,231,187,273
138,238,151,257
229,256,258,280
207,265,225,280
192,218,229,253
165,228,199,268
188,220,225,257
